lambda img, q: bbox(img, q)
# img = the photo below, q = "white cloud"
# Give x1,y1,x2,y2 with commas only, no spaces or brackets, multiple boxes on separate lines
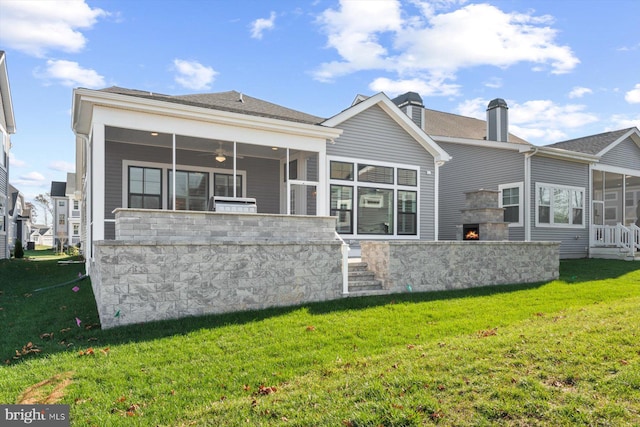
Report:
49,160,75,172
0,0,108,57
9,152,27,168
625,83,640,104
250,11,276,39
313,1,579,93
369,76,460,97
568,86,593,99
608,114,640,130
173,59,218,91
36,59,105,88
455,97,599,143
13,171,47,187
484,77,503,89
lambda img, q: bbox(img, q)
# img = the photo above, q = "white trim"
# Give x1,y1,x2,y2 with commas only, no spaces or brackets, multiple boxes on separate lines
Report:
596,127,640,157
92,121,106,241
122,159,247,210
498,182,524,227
328,155,421,240
73,88,342,141
433,135,526,151
592,163,640,176
535,182,586,229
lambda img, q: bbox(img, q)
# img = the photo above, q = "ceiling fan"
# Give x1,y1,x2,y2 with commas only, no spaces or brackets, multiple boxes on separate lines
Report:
212,142,243,163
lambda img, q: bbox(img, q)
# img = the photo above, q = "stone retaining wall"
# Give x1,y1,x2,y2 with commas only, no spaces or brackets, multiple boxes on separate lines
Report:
360,241,560,293
114,209,338,242
91,239,343,328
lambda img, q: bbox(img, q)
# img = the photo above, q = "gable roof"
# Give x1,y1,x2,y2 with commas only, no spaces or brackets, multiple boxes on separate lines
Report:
547,127,640,156
98,86,324,125
323,92,451,163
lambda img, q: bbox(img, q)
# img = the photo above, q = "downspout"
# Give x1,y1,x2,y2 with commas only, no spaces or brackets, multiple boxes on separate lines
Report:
524,147,538,242
434,159,446,240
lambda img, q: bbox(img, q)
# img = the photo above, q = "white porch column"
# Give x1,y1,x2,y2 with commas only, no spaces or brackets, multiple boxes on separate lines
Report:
91,121,106,244
317,148,328,216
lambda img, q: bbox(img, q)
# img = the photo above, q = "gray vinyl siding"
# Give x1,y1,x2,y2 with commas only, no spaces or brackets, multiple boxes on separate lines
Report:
438,142,524,240
104,141,280,239
530,155,590,259
327,105,437,240
599,136,640,170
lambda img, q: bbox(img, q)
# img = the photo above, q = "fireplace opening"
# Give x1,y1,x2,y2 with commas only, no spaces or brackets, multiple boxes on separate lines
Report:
463,224,480,241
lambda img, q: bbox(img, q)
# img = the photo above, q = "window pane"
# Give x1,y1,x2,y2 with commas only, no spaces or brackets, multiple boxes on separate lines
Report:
539,206,550,223
504,206,519,223
503,187,519,205
330,161,354,180
553,189,570,223
539,187,550,205
358,164,394,184
357,187,393,235
398,169,417,186
397,190,417,235
331,185,353,233
573,208,583,225
144,169,161,195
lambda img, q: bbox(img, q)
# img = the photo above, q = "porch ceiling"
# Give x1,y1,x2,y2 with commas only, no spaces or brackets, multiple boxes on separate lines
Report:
105,126,287,160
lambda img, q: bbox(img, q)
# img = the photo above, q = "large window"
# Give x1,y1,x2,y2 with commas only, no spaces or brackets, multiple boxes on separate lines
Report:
329,159,419,237
214,173,242,197
499,182,523,226
169,170,209,211
536,183,584,227
128,166,162,209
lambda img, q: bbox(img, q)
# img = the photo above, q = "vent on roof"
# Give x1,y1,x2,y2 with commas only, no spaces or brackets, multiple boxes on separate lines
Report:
486,98,508,142
238,93,244,103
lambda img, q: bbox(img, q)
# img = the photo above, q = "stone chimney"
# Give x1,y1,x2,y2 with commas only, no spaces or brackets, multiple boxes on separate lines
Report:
486,98,509,142
392,92,424,128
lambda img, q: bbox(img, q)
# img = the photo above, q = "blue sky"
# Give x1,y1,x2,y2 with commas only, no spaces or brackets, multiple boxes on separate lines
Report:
1,0,639,223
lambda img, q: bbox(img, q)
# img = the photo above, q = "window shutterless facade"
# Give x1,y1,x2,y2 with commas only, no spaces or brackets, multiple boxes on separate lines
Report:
499,182,523,226
329,157,420,238
128,166,162,209
214,173,243,197
535,182,585,227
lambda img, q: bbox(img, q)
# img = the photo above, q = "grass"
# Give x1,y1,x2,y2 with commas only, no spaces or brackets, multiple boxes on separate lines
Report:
0,253,639,426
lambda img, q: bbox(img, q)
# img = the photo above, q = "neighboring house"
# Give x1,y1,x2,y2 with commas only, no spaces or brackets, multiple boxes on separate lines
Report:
51,181,68,249
7,184,33,250
391,91,639,259
0,51,17,260
51,178,82,249
30,225,53,247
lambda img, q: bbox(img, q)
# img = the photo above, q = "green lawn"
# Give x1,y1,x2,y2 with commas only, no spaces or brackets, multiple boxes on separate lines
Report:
1,254,639,426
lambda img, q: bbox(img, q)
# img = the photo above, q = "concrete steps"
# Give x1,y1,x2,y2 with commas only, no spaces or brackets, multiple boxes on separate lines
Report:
347,260,385,294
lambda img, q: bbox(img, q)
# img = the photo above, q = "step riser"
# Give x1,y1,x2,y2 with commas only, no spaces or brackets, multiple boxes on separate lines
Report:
348,260,383,291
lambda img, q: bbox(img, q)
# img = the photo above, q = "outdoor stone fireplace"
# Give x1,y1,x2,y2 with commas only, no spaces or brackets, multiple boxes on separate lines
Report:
457,189,508,241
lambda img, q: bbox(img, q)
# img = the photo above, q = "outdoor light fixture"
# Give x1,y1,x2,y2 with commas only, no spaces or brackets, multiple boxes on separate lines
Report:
215,154,226,162
150,132,158,136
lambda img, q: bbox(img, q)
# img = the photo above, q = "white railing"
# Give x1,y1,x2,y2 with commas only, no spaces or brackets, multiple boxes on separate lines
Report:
592,223,639,257
335,232,350,295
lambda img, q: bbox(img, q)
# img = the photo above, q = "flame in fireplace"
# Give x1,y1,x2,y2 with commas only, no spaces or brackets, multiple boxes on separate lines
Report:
465,230,479,240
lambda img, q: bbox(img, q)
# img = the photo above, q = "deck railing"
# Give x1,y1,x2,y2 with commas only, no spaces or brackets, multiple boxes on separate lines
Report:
592,223,639,256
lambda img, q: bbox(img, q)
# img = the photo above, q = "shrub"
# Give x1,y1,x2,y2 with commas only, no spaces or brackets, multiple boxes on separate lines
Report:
14,240,24,259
